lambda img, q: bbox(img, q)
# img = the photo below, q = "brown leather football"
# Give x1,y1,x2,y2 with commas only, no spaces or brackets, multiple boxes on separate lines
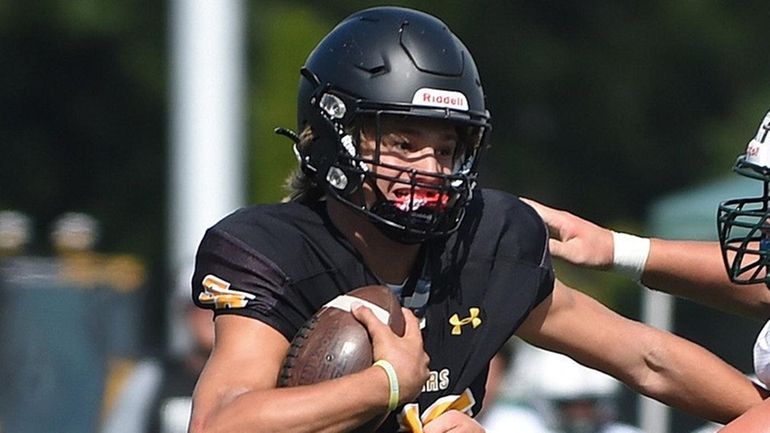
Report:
277,285,405,431
278,285,405,386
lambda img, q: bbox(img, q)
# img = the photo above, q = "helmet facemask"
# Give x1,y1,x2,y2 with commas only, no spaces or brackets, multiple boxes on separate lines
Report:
717,110,770,285
306,88,488,243
718,181,770,285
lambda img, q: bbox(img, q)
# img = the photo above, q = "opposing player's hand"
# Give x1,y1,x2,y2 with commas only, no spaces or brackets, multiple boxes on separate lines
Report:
423,410,485,433
521,197,613,270
352,305,430,404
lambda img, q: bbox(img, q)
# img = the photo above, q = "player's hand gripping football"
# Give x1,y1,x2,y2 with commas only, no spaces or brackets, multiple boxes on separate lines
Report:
352,305,430,405
521,197,614,270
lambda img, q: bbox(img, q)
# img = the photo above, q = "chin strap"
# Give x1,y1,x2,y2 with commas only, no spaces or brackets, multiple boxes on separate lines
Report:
274,127,300,144
275,127,318,177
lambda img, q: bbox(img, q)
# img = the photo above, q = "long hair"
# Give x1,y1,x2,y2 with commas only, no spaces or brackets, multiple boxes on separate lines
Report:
282,126,324,203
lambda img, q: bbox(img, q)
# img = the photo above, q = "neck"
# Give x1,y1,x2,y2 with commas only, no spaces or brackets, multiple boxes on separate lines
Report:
327,198,421,284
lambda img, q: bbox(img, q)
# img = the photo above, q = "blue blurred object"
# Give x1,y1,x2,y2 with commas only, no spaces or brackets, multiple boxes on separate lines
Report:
0,254,143,433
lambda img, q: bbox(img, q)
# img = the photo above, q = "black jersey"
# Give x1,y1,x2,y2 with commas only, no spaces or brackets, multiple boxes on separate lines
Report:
192,188,554,431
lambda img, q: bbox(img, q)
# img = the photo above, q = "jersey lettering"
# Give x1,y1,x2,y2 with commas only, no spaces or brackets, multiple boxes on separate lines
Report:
421,368,450,392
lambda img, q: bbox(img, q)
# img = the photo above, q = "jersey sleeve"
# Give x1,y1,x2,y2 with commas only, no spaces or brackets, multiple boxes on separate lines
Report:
191,226,304,341
533,233,555,307
496,192,556,307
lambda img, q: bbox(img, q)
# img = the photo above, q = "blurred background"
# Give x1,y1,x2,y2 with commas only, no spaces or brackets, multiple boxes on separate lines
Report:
1,1,769,432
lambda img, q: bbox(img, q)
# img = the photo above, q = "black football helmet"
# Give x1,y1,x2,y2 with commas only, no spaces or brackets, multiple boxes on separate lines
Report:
717,110,770,285
287,6,491,243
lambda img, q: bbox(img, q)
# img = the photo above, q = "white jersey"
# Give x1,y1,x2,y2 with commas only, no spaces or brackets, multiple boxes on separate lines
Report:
753,318,770,387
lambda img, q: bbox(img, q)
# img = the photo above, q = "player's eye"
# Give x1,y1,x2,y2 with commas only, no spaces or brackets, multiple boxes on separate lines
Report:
437,145,455,158
395,141,413,152
382,135,413,153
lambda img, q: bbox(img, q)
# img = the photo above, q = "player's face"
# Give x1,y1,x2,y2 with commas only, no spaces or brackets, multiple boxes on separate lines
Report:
358,116,458,208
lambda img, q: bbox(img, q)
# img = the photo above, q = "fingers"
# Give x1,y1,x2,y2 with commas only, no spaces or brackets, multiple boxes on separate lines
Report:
423,410,484,433
520,198,570,255
520,196,546,213
520,197,557,220
522,198,615,269
352,304,422,341
401,307,423,340
354,304,429,404
520,197,565,240
353,304,424,346
351,302,390,340
547,237,567,258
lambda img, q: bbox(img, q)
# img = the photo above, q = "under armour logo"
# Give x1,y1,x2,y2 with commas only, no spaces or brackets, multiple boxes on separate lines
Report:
449,308,482,335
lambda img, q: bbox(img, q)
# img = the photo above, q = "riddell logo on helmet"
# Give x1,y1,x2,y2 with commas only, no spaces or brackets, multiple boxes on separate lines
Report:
412,88,469,111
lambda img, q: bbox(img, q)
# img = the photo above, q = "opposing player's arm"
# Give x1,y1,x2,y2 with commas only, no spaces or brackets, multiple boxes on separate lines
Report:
515,279,765,424
644,239,770,320
522,198,770,320
189,309,428,433
717,397,770,432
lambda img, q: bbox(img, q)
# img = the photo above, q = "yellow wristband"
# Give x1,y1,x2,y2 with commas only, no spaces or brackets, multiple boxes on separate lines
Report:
373,359,399,412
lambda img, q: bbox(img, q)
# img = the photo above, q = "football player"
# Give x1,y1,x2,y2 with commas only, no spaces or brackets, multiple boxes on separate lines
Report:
523,109,770,432
188,7,764,433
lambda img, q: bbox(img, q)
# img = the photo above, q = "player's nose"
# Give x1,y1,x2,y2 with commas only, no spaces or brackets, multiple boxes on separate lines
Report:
411,148,444,174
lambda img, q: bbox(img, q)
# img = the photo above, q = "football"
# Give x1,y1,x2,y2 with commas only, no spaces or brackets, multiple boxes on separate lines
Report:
278,284,405,387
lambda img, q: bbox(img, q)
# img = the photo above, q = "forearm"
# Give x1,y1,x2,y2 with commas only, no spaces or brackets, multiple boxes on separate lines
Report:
525,199,770,319
191,365,392,433
520,283,764,424
642,239,770,320
718,397,770,432
628,326,764,424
